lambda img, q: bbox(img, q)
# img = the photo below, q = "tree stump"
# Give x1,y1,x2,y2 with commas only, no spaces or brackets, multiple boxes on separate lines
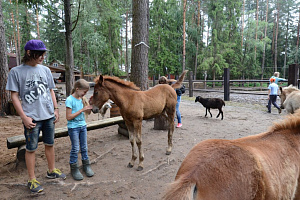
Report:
110,104,129,138
154,115,169,130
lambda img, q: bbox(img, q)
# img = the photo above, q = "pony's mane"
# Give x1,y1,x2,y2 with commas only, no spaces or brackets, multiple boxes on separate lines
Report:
94,75,141,91
269,109,300,132
282,85,299,92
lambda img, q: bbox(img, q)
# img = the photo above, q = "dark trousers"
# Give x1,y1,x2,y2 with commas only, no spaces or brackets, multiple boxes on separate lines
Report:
268,95,280,112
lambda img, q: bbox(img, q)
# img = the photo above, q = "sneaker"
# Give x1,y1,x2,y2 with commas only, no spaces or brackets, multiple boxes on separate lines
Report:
47,168,66,179
28,179,43,193
176,123,182,128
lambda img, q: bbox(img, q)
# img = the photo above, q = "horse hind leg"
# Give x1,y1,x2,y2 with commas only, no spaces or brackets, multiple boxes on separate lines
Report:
166,110,175,155
127,124,137,169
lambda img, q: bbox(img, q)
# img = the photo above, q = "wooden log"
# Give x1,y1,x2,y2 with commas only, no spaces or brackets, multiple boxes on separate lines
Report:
7,116,124,149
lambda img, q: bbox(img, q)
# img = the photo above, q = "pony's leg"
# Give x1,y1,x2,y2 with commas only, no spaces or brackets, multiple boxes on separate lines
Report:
205,108,208,117
216,109,223,120
134,120,144,171
208,108,212,117
166,112,175,155
127,124,137,168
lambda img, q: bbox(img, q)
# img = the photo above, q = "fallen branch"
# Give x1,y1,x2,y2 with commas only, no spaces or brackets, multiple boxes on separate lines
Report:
91,146,115,164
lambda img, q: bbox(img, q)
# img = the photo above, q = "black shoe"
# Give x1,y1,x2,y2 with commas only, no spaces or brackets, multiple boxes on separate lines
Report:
267,111,271,113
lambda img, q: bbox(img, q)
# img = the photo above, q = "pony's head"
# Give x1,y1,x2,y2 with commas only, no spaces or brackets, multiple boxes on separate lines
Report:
90,75,110,113
279,85,299,109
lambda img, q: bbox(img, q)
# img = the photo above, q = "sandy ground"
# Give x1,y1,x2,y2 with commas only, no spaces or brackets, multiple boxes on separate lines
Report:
0,87,287,200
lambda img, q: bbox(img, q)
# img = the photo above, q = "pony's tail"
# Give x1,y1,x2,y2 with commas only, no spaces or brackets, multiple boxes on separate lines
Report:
172,70,188,89
162,177,196,200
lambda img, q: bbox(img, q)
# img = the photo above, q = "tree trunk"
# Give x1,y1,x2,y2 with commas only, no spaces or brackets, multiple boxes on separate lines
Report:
9,0,19,66
125,9,129,80
296,7,300,63
261,0,269,81
64,0,75,96
16,0,21,65
194,0,201,80
0,1,9,116
274,1,279,72
241,0,245,47
35,3,40,40
130,0,149,91
284,9,289,78
254,0,258,60
182,0,187,72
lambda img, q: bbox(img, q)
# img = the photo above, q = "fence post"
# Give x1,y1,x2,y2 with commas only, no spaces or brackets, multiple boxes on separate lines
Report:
288,64,299,87
224,68,230,101
189,71,193,97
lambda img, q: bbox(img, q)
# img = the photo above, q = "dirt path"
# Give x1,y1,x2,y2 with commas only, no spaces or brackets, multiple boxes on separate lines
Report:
0,91,286,200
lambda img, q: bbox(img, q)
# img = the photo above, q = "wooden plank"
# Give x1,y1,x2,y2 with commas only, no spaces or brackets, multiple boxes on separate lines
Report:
7,116,124,149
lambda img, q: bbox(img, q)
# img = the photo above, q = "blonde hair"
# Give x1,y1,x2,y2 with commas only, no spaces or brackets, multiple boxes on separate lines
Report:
273,72,280,77
71,79,90,94
72,79,90,117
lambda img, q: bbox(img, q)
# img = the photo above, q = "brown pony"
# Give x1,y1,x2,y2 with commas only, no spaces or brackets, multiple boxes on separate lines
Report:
90,71,188,171
163,110,300,200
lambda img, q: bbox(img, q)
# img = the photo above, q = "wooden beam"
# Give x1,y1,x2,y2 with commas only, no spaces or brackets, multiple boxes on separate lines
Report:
7,116,124,149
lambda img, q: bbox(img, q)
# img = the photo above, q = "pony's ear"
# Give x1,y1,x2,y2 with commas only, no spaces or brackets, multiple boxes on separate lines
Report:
99,75,104,86
280,87,282,92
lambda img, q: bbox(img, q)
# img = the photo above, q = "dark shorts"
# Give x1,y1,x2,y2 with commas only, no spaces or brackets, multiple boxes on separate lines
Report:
24,117,55,152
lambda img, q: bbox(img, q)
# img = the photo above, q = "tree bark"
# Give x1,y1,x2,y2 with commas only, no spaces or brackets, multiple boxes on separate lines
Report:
64,0,75,96
130,0,149,91
182,0,187,72
0,1,9,116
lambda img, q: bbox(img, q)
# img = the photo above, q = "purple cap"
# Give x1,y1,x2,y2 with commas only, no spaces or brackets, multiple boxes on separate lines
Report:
24,40,48,51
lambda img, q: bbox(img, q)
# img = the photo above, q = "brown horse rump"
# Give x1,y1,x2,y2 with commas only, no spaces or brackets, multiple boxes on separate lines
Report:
163,110,300,200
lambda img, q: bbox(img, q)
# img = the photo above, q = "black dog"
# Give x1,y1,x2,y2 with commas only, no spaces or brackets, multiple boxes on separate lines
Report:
195,96,225,120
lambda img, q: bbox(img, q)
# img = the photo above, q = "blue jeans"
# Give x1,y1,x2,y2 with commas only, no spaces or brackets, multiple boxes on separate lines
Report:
24,117,55,152
268,95,280,112
68,125,89,164
176,95,182,123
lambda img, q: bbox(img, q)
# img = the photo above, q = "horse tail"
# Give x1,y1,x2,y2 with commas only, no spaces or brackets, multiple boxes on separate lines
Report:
162,177,197,200
172,70,188,89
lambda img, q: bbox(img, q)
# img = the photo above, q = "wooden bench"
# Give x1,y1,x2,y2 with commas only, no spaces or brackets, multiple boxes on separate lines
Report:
7,116,126,161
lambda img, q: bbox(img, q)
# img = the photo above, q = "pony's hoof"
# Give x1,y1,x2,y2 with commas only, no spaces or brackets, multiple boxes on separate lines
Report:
166,151,171,155
127,163,134,168
137,166,143,171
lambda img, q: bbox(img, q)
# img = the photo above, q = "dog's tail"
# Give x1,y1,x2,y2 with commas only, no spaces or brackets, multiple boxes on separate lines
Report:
171,70,188,89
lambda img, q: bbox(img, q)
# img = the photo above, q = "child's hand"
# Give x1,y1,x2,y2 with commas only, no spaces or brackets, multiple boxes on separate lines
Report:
22,116,36,129
82,105,93,112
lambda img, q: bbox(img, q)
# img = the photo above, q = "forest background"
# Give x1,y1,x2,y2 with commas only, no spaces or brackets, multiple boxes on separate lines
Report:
1,0,300,88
